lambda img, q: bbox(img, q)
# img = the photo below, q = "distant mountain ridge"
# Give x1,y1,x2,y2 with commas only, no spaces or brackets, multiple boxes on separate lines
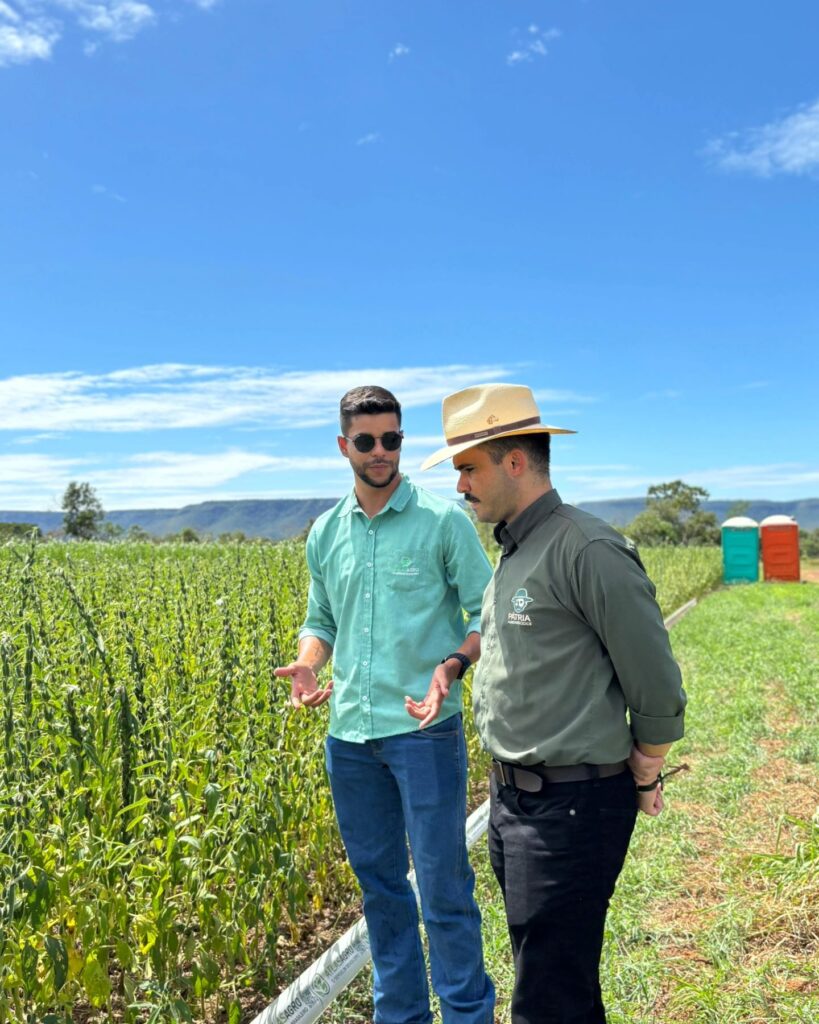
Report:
2,496,818,539
0,499,339,541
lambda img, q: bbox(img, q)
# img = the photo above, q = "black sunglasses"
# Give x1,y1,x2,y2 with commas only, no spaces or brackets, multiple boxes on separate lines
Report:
344,431,404,453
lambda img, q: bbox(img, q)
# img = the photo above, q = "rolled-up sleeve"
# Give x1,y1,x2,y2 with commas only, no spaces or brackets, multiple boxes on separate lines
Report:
444,505,493,635
572,539,686,745
298,527,338,648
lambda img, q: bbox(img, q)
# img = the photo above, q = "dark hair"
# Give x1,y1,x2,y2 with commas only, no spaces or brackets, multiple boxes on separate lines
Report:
481,433,551,477
339,386,402,434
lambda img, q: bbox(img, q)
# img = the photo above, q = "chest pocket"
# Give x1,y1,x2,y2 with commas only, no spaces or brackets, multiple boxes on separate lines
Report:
385,548,429,591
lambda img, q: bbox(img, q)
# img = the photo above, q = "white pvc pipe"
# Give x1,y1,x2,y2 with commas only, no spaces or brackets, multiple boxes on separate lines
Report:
663,597,697,629
253,600,694,1024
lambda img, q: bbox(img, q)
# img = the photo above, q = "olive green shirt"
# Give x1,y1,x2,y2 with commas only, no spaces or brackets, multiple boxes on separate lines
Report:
473,489,686,766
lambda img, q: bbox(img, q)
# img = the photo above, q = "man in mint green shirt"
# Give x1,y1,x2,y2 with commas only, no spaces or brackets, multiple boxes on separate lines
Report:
275,385,495,1024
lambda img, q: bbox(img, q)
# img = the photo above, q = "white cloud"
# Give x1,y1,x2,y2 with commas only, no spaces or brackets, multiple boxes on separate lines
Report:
0,453,88,509
705,98,819,178
96,450,341,492
531,388,595,406
92,182,126,201
0,0,216,66
389,42,409,61
3,445,816,511
0,362,532,433
688,463,819,491
507,25,560,66
58,0,155,41
400,434,454,449
0,4,60,65
560,462,819,502
356,132,380,146
0,448,345,509
642,389,682,400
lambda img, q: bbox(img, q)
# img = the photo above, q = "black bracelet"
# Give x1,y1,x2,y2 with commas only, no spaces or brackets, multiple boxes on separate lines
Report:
636,775,662,793
441,652,470,679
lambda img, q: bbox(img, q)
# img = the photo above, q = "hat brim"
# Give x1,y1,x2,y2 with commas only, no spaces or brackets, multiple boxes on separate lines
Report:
419,424,576,471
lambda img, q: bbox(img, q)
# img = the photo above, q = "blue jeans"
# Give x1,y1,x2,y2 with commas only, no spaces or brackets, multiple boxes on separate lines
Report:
325,714,494,1024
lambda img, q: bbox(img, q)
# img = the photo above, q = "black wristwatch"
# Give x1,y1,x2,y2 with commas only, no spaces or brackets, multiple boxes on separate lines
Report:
441,652,471,679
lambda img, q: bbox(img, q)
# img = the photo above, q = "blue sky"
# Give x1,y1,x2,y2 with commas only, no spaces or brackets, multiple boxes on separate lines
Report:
1,1,818,511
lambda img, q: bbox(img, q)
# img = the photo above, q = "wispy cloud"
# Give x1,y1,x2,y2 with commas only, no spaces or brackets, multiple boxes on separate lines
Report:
356,132,380,146
92,183,126,202
705,98,819,178
57,0,156,42
0,362,532,433
0,4,59,66
642,389,682,400
389,42,409,61
531,388,595,407
689,463,819,491
561,462,819,502
0,0,214,66
95,450,341,493
0,449,346,509
507,24,560,66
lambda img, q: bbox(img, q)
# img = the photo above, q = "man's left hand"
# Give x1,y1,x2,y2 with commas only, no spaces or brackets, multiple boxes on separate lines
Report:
404,663,456,729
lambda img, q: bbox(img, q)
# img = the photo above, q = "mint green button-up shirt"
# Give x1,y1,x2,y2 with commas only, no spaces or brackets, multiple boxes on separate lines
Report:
299,475,492,742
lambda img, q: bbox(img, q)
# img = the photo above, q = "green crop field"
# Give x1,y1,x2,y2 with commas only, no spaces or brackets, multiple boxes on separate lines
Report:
0,540,722,1022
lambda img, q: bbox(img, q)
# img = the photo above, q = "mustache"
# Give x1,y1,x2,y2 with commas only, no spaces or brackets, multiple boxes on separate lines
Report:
463,494,479,504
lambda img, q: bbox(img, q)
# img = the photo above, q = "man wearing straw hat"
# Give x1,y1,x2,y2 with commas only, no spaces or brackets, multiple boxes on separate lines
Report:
418,383,686,1024
275,385,495,1024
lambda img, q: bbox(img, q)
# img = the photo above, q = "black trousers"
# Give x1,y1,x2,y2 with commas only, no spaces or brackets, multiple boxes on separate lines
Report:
488,769,637,1024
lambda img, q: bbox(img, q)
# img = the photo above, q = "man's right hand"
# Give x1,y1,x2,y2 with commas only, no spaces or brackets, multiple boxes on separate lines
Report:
273,662,334,709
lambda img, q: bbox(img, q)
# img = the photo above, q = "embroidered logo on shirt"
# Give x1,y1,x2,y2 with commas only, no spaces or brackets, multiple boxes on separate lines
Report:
508,587,533,625
392,554,420,576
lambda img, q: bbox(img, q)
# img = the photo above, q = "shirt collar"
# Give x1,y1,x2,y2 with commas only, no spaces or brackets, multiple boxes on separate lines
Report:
494,488,562,556
339,474,412,518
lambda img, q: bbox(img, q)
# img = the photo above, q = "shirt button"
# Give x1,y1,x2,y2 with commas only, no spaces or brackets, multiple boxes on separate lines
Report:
363,660,369,666
363,627,369,633
367,562,372,568
364,592,370,599
368,530,374,535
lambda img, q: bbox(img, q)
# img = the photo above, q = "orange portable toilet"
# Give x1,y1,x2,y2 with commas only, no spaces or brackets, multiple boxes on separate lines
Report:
760,515,800,582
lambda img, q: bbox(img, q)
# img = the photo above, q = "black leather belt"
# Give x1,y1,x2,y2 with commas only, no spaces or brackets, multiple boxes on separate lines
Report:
492,759,627,793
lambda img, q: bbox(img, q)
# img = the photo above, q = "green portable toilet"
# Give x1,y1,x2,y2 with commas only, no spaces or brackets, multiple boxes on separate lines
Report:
721,516,759,584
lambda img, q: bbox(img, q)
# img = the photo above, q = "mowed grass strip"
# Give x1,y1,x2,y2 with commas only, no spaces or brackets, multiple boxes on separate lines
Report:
473,581,819,1024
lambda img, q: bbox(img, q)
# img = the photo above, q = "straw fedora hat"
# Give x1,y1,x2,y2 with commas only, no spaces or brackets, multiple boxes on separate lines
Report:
420,383,576,470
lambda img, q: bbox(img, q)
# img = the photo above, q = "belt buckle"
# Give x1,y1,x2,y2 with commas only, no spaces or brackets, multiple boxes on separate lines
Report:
494,760,513,787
